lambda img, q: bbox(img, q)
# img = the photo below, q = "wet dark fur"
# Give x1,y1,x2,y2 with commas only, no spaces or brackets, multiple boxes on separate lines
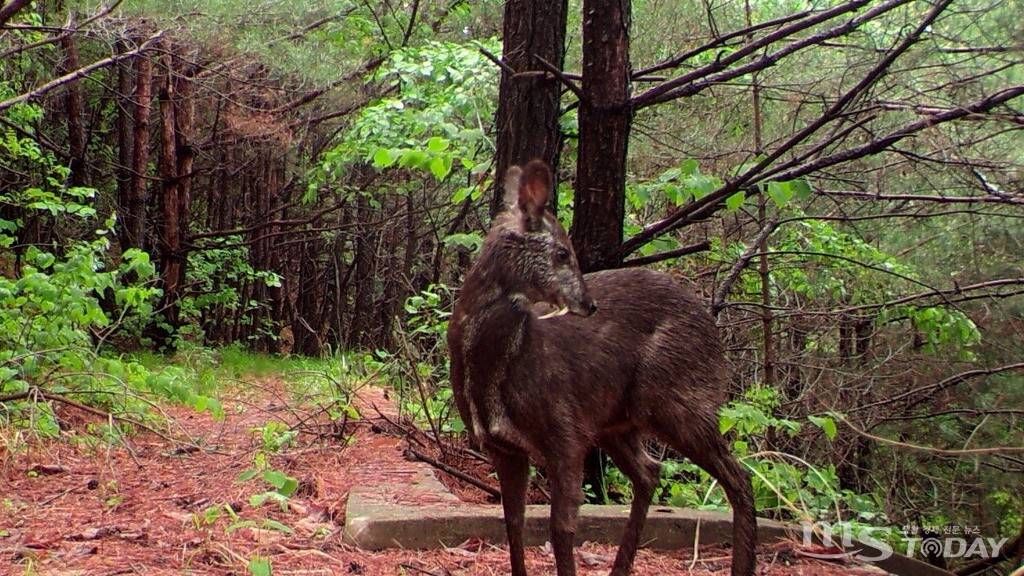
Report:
448,160,756,576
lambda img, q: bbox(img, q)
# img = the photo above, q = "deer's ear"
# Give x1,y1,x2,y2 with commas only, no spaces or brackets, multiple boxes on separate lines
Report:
517,160,552,232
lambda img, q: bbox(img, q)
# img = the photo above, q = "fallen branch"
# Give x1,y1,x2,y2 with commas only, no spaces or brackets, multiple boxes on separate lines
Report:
0,387,172,451
406,446,501,499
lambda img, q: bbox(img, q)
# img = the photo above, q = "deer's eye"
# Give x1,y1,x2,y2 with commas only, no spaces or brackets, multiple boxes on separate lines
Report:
554,246,571,264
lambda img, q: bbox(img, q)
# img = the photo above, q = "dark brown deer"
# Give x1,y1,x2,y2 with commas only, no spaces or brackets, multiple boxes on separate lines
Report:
448,159,757,576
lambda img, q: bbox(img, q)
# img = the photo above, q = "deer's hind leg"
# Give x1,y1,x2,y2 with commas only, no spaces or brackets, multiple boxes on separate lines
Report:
653,412,758,576
599,432,662,576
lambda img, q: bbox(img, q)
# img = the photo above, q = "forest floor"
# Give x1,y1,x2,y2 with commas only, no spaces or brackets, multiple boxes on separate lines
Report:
0,375,889,576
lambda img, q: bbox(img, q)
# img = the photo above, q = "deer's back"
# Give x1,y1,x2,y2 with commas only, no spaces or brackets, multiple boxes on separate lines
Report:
505,268,729,446
568,267,726,392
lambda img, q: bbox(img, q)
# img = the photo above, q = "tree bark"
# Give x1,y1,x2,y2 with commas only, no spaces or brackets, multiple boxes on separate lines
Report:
490,0,568,218
114,40,135,253
147,42,194,349
571,0,632,272
293,238,323,356
59,29,87,188
351,180,381,350
121,45,153,252
570,0,634,501
0,0,31,28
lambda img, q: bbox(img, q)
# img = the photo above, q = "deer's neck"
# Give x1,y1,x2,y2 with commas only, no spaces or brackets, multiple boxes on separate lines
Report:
458,273,532,360
454,273,537,452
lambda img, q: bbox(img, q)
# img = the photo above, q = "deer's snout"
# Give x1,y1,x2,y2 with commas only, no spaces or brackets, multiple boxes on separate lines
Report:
574,293,598,317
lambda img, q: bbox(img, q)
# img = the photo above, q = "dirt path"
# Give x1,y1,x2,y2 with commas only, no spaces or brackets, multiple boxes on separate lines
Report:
1,378,882,575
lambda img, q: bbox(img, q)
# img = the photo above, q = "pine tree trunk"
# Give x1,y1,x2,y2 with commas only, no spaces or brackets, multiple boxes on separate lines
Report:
571,0,632,273
490,0,568,218
148,42,194,349
572,0,633,502
122,43,153,253
59,31,87,188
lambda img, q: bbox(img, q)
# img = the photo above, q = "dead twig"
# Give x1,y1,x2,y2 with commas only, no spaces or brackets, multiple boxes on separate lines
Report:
0,387,194,465
398,563,448,576
406,447,501,499
0,31,163,113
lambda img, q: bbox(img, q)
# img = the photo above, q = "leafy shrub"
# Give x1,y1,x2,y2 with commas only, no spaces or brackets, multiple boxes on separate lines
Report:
386,285,465,435
182,235,282,343
645,385,895,540
1,99,222,434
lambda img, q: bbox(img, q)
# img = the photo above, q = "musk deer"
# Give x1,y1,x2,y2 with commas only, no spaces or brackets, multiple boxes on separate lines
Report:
447,159,757,576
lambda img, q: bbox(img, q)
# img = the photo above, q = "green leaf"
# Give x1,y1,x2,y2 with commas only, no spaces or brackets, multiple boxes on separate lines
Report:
725,191,746,210
790,179,812,200
628,184,652,208
443,232,483,252
429,156,452,181
236,469,260,483
685,173,721,199
452,185,474,203
372,147,398,168
263,470,299,496
261,519,296,534
398,150,428,169
426,136,450,152
767,181,793,207
226,519,257,534
808,415,838,441
663,183,687,205
679,158,699,176
719,413,737,434
247,556,272,576
659,167,682,182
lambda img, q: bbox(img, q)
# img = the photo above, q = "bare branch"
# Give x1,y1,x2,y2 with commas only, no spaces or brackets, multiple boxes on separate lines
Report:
631,0,911,109
844,417,1024,455
848,363,1024,415
0,32,163,113
819,190,1024,206
535,55,585,102
479,45,516,76
838,277,1024,313
765,86,1024,184
712,214,779,314
0,0,32,28
619,240,712,268
876,100,1024,125
624,84,1024,256
633,6,819,79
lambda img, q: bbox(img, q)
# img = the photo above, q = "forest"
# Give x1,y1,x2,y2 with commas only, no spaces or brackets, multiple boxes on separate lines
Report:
1,0,1023,574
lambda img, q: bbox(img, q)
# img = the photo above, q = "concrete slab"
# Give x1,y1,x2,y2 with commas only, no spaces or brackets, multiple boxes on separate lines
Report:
343,489,953,576
343,486,789,551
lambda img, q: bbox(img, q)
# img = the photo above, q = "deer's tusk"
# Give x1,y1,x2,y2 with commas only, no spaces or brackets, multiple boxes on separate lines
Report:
537,306,569,320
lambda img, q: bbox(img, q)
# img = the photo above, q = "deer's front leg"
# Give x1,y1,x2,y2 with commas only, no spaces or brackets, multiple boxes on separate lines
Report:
547,450,585,576
491,449,531,576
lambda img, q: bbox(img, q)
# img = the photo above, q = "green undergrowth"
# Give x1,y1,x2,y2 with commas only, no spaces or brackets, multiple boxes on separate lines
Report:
1,343,366,449
637,385,899,545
